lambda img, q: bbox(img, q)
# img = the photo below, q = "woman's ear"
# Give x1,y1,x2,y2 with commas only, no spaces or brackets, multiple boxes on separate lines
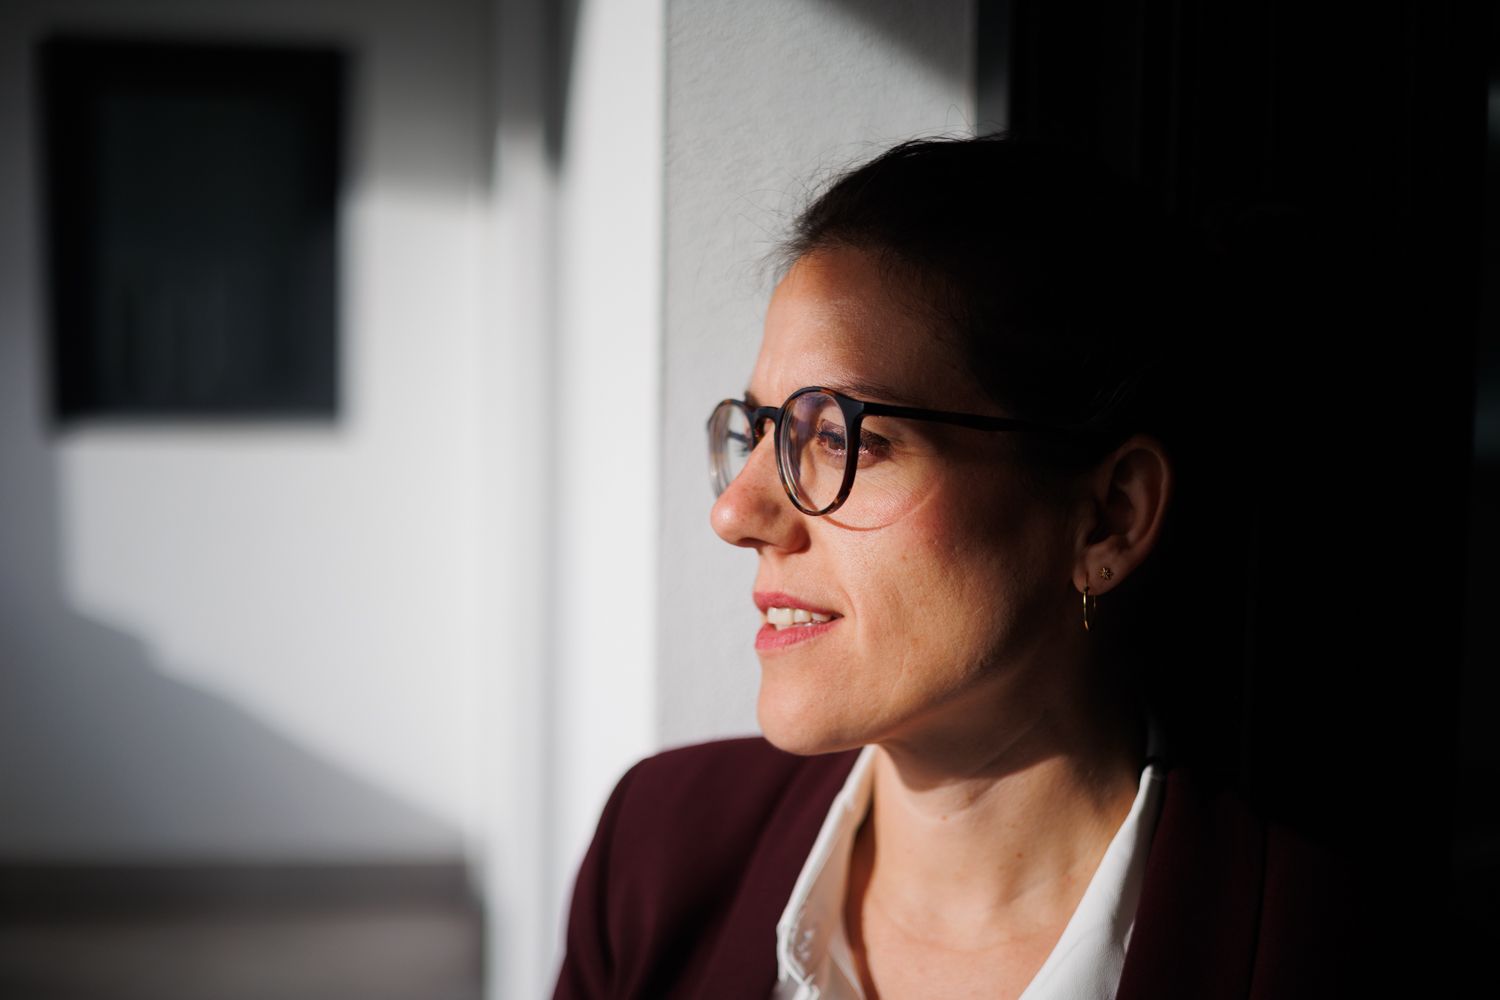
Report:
1072,434,1173,595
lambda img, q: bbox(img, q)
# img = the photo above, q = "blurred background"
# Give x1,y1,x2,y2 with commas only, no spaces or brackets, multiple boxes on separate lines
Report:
0,0,1491,997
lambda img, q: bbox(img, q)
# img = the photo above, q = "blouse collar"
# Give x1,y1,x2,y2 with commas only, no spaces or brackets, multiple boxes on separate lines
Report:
773,726,1167,1000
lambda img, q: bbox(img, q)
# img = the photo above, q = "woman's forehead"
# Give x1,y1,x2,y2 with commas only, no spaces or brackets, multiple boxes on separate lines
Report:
750,248,981,408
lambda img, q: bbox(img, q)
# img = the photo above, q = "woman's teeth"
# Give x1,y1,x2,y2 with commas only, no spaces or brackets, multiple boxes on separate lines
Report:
766,606,833,630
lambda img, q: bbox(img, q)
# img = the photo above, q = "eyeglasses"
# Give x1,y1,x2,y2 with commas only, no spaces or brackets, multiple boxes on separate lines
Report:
707,385,1091,517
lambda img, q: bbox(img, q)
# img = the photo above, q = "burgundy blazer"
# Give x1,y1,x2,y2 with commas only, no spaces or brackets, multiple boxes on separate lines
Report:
553,737,1369,999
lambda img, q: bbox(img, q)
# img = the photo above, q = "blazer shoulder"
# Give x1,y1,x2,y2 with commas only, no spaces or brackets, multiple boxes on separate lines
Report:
612,736,856,848
627,734,822,790
557,737,859,999
1119,765,1369,1000
1252,800,1372,996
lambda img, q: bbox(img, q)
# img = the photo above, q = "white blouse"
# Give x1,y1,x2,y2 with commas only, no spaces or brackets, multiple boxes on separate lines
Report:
772,745,1166,1000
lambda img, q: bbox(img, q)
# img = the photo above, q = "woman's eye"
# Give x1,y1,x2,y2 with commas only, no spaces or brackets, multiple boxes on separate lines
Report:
815,425,847,455
728,430,753,458
812,423,891,464
855,430,892,463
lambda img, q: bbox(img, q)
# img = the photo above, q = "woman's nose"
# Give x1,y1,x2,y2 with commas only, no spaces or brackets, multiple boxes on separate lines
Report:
710,437,808,552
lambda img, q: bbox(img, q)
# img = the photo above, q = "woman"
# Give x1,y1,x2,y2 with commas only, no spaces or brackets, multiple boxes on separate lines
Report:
553,135,1356,1000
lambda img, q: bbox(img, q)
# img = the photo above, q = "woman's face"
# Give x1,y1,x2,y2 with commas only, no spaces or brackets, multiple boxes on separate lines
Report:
712,247,1087,757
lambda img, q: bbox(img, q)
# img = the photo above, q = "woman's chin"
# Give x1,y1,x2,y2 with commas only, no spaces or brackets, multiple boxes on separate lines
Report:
756,684,870,757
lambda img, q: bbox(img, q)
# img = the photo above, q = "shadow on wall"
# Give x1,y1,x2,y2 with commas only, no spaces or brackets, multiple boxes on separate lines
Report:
0,20,457,865
0,309,478,996
0,6,494,994
0,160,454,872
0,606,457,860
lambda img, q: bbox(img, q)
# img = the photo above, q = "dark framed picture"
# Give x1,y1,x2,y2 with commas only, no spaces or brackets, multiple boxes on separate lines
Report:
39,36,345,422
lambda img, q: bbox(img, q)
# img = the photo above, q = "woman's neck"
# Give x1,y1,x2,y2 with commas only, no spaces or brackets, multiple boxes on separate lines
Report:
857,682,1146,948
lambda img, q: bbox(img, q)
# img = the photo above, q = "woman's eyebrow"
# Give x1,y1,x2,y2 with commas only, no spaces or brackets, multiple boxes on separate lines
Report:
744,379,922,408
824,376,922,406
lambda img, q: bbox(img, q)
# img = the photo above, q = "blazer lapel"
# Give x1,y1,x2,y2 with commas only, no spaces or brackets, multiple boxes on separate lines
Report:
690,748,861,999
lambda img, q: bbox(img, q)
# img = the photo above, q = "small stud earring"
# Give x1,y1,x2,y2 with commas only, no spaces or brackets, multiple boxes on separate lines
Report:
1099,566,1113,581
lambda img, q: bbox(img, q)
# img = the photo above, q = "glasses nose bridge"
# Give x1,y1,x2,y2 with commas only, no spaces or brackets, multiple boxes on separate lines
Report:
728,405,774,488
748,404,781,448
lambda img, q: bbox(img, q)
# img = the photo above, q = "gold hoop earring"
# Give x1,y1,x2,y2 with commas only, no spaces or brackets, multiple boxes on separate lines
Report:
1082,584,1098,631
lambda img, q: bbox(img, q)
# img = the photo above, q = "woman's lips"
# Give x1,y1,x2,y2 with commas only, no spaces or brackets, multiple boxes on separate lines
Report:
755,618,839,651
752,591,842,651
752,591,840,617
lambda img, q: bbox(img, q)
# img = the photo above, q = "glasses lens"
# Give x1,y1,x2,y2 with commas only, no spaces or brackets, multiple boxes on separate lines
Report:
780,390,849,513
708,400,754,496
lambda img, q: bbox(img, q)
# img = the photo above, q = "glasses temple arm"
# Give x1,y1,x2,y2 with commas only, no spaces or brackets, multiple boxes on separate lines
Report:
858,401,1094,435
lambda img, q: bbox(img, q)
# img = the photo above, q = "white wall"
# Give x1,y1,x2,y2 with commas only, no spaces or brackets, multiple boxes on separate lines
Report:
479,1,556,996
551,0,664,933
0,0,490,860
481,1,664,997
656,0,976,748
